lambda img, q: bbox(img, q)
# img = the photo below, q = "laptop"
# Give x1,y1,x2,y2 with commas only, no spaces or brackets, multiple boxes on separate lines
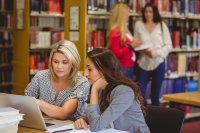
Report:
0,93,73,131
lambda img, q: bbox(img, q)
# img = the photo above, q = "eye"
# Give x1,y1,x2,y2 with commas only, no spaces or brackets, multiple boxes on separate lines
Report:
86,67,92,71
63,61,68,64
53,60,59,64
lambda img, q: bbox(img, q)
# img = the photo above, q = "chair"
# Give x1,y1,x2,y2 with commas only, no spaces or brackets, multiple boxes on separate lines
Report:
145,105,185,133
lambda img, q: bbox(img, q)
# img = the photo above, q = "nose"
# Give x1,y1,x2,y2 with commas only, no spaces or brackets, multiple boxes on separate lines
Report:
84,70,88,78
58,63,63,68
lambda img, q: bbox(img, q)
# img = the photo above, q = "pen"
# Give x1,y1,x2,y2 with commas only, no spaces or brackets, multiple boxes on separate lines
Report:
52,128,73,133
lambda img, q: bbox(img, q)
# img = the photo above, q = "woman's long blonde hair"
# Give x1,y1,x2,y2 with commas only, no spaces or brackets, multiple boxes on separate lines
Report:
108,2,130,47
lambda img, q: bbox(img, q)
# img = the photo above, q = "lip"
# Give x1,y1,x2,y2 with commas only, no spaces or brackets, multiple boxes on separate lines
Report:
56,71,64,73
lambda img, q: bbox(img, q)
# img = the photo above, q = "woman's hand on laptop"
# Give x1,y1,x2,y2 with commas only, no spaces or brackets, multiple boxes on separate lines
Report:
74,116,89,129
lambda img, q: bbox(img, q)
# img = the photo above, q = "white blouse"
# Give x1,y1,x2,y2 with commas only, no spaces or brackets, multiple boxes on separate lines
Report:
134,21,172,71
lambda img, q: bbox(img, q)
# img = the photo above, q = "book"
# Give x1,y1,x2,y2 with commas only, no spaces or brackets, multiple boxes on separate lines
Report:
30,0,40,14
0,107,19,116
0,122,19,133
0,114,23,125
135,44,152,51
49,0,61,15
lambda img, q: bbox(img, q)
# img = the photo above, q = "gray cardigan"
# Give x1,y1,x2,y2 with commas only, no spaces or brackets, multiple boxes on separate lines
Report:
86,85,150,133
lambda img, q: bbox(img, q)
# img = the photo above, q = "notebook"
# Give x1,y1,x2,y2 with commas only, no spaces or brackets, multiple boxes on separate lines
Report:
62,128,128,133
135,44,152,51
0,93,72,132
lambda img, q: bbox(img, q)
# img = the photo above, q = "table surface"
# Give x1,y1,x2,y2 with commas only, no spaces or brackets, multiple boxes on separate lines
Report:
18,92,200,132
18,127,44,133
163,92,200,107
18,120,73,133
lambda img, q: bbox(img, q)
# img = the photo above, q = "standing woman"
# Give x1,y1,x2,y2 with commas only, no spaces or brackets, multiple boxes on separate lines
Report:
108,2,139,80
134,3,172,105
25,40,90,120
74,48,150,133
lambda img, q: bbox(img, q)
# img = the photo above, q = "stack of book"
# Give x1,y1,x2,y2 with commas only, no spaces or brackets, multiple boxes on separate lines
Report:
0,107,23,133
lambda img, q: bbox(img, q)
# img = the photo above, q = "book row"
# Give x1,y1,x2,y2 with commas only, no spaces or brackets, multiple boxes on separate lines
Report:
0,0,13,11
30,31,64,48
31,0,64,15
0,31,12,46
167,53,199,75
30,16,64,29
29,53,49,75
0,50,12,64
88,0,200,16
0,14,12,28
0,70,12,84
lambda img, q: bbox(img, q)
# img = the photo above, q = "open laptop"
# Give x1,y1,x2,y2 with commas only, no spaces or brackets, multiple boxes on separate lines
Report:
0,93,73,131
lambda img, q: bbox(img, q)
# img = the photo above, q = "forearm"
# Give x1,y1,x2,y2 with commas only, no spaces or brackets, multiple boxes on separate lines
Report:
38,100,73,120
157,43,172,58
90,87,99,105
130,40,140,48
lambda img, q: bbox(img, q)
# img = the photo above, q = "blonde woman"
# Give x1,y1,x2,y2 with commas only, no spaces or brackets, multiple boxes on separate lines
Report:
108,2,139,80
25,40,90,120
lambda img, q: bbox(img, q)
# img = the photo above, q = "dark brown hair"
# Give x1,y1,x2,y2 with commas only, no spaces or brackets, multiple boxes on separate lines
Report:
87,48,145,114
142,3,162,23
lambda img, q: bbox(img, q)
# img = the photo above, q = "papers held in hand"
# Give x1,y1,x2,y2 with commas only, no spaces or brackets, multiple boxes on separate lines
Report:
134,44,152,51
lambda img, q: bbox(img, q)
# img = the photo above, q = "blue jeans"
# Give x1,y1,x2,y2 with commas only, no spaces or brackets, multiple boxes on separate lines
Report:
122,67,134,80
137,62,165,106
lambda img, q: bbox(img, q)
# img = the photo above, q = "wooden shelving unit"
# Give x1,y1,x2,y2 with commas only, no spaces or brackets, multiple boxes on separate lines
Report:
13,0,66,95
0,0,13,93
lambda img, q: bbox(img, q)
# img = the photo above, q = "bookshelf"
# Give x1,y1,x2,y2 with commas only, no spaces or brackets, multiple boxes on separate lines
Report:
84,0,200,81
0,0,13,93
13,0,65,95
82,0,200,108
12,0,200,95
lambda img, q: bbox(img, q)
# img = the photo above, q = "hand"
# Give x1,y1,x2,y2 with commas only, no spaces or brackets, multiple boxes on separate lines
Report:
74,117,88,129
130,41,140,48
144,49,158,58
92,77,108,92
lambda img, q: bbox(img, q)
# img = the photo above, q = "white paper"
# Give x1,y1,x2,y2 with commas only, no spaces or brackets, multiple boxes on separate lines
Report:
70,31,79,41
16,0,24,9
70,6,79,30
46,123,128,133
135,44,152,51
63,128,128,133
17,10,24,30
47,123,74,132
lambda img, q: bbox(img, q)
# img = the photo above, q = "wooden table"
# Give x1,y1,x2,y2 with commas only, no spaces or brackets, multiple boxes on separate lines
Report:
163,92,200,108
18,120,73,133
18,127,44,133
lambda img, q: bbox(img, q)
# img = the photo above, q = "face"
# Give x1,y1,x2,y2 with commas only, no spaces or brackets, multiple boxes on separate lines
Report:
52,52,72,79
84,58,102,85
144,6,154,22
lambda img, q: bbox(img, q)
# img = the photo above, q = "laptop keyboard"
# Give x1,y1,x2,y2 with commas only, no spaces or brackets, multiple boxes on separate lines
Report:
45,122,55,127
